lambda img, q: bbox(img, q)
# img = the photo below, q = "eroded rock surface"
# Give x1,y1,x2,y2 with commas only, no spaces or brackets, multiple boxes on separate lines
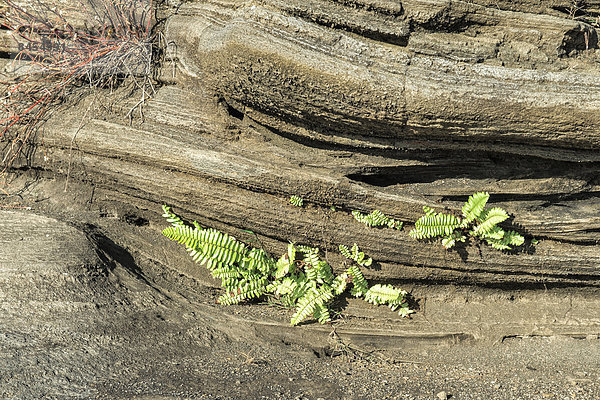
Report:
1,0,599,351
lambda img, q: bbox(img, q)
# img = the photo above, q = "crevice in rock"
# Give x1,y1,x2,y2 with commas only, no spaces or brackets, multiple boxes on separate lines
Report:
330,0,405,17
284,8,410,46
560,25,598,55
551,5,600,19
218,96,245,121
382,267,600,289
345,157,599,188
440,192,600,204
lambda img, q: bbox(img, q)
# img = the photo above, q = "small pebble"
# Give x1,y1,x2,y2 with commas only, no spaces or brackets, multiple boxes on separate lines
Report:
436,391,449,400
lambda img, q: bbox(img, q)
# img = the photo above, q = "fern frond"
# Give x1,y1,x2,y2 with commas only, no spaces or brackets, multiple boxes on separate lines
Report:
162,205,187,228
300,253,332,285
339,243,372,267
198,229,247,266
290,286,334,326
272,277,298,296
365,284,404,306
461,192,489,225
352,243,373,267
352,210,371,226
423,206,437,216
365,284,410,315
314,261,334,285
221,277,243,291
290,195,304,207
305,265,317,281
352,210,402,230
347,265,368,297
332,273,348,295
274,254,293,279
162,225,204,251
241,248,275,276
164,226,249,271
218,277,269,305
211,266,243,280
368,210,389,226
504,230,525,246
478,225,504,240
296,244,319,255
313,303,332,324
303,251,321,269
288,275,312,303
484,230,525,250
409,213,461,239
339,244,352,259
473,207,508,236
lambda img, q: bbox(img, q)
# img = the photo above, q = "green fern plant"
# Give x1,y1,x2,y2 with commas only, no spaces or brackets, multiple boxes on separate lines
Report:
290,195,304,207
352,210,403,230
409,192,524,250
162,206,413,326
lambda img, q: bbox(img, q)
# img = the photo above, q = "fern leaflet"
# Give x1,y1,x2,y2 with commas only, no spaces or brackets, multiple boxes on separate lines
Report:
274,254,292,279
332,273,348,295
484,229,525,250
461,192,489,226
313,303,332,324
473,207,509,236
423,206,437,216
409,213,461,239
441,231,467,249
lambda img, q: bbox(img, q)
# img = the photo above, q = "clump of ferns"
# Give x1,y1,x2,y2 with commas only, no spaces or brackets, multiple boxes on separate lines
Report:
409,192,525,250
0,0,159,181
162,205,413,325
352,209,403,230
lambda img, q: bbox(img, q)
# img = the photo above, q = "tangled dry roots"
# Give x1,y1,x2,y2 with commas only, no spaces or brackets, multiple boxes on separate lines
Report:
0,0,156,181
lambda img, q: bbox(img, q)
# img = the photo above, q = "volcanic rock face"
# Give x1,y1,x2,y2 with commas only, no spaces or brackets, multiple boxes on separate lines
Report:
2,1,600,397
2,1,600,287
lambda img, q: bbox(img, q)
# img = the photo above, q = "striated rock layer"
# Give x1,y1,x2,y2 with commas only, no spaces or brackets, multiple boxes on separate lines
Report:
2,0,600,287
